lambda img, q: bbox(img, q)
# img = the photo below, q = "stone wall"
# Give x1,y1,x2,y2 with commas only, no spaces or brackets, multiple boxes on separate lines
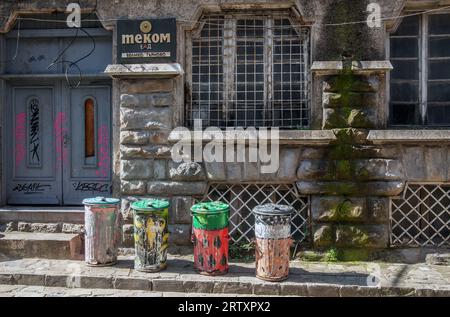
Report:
118,78,203,246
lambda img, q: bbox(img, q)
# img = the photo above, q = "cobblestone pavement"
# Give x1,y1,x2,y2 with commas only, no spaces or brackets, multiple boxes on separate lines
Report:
0,253,449,297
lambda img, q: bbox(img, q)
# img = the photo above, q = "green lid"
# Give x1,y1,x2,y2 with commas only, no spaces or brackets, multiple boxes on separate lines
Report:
82,197,121,205
191,201,229,230
191,202,229,214
131,199,170,212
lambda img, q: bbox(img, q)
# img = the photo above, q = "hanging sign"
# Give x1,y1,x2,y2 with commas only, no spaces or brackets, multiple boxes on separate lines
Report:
117,18,177,64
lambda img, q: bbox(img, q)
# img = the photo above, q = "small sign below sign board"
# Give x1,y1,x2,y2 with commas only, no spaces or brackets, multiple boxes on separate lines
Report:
117,18,177,64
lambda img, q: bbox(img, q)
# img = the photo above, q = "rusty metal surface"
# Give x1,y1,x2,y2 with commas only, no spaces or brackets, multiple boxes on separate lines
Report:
255,238,291,282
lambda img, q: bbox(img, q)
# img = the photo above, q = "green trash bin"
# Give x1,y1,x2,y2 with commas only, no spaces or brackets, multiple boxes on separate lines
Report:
191,202,230,276
131,199,170,272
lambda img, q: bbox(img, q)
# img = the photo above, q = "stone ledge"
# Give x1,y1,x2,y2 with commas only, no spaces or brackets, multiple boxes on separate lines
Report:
311,61,393,75
0,257,448,297
168,130,337,145
105,63,183,78
368,130,450,144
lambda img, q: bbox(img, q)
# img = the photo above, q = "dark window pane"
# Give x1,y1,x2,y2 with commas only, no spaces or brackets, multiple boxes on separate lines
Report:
429,37,450,57
429,14,450,35
391,103,419,125
390,38,419,58
391,60,419,80
84,98,95,158
428,83,450,102
393,16,420,36
429,59,450,80
427,104,450,125
391,82,419,102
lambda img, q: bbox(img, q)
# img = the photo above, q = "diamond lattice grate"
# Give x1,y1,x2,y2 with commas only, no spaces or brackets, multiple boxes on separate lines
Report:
199,183,310,244
390,184,450,247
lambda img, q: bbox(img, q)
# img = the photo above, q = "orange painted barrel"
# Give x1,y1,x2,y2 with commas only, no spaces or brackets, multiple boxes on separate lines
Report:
253,204,294,282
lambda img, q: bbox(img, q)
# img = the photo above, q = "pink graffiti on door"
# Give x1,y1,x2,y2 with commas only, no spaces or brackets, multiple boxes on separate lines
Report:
54,112,68,169
96,125,110,178
15,113,26,167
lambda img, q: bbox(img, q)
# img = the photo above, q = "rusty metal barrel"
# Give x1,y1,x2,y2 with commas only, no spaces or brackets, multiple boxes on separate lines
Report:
82,197,121,267
131,199,170,272
191,202,230,276
253,204,294,282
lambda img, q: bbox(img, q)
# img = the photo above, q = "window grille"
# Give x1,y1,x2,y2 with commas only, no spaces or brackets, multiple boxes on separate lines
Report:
390,184,450,247
189,15,310,129
199,183,310,244
389,13,450,126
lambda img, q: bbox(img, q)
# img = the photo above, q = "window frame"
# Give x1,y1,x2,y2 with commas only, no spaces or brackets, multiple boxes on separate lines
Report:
185,11,311,130
389,11,450,127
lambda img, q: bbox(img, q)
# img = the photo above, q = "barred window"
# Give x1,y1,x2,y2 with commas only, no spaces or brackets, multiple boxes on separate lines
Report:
390,13,450,126
188,15,310,129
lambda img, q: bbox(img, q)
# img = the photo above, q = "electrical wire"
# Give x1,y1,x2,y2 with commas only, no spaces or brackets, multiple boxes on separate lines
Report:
0,5,448,28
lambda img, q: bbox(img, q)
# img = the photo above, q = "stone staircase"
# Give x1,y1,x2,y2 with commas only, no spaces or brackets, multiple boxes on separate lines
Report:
0,207,85,260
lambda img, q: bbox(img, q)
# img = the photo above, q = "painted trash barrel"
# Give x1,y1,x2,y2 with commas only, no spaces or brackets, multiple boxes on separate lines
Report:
131,199,170,272
83,197,121,267
191,202,229,276
253,204,294,282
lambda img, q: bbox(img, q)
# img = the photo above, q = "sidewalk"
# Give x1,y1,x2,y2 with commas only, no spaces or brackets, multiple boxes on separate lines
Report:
0,253,449,297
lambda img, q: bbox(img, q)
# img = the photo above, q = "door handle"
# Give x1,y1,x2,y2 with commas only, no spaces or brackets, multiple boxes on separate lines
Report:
63,134,70,147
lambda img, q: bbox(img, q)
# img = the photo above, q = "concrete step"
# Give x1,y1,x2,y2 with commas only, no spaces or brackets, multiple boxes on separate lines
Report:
0,207,84,224
0,232,83,260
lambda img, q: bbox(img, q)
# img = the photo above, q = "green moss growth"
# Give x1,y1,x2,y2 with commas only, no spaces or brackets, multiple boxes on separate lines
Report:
338,249,372,262
325,247,340,262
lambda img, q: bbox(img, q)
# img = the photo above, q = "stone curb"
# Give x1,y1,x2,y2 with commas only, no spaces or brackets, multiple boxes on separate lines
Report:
0,272,448,297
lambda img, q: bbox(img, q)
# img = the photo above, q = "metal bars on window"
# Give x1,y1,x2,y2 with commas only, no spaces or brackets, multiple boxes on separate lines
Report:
199,183,310,244
389,13,450,126
189,15,310,129
390,183,450,247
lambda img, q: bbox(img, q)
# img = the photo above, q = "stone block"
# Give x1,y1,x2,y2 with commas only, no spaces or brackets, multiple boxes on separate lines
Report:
301,147,328,159
120,94,151,108
120,131,150,146
151,93,173,107
120,79,173,94
333,128,369,144
323,92,378,109
168,224,191,246
147,181,207,196
354,159,403,181
61,224,84,234
311,196,365,223
297,181,405,197
169,162,206,181
204,162,226,181
149,130,170,144
30,223,62,233
121,145,171,159
120,160,153,180
277,148,301,182
225,163,242,182
297,159,331,180
424,147,447,182
313,225,334,248
335,225,388,248
171,196,193,224
242,162,260,181
366,197,389,223
120,108,172,131
120,180,147,195
153,160,167,180
402,146,426,181
323,75,379,93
